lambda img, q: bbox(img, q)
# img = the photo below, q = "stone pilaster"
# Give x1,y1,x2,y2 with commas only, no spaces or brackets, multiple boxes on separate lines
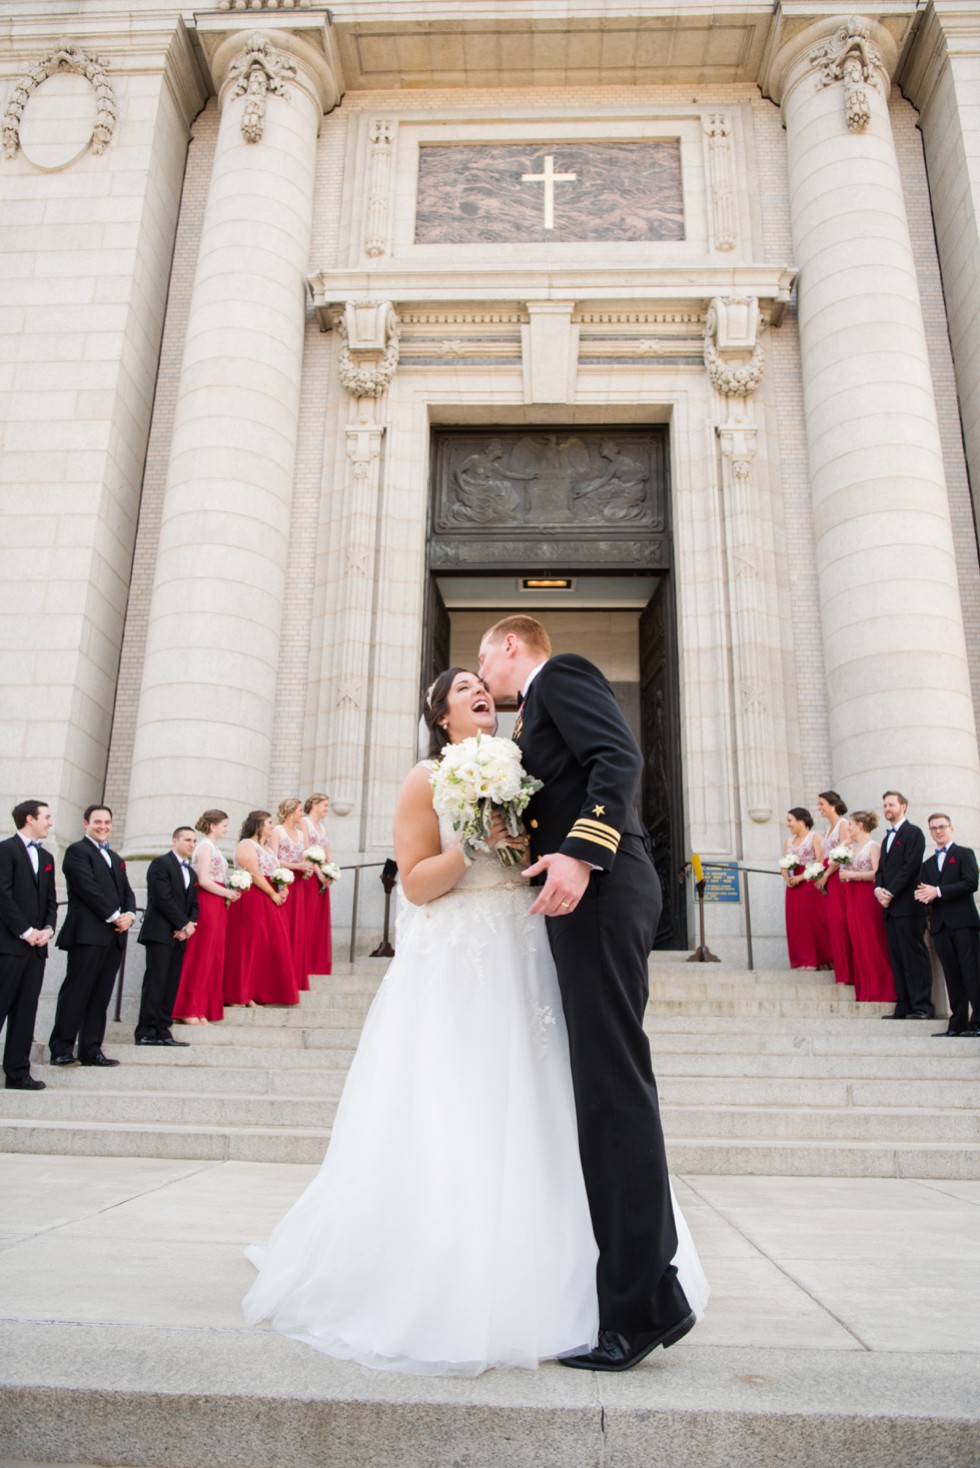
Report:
124,21,340,850
765,14,980,824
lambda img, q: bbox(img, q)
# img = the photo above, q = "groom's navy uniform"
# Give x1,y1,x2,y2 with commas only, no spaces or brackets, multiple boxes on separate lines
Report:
516,653,690,1338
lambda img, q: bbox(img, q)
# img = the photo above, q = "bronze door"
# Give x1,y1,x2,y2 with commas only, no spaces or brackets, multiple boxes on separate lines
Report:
639,576,686,949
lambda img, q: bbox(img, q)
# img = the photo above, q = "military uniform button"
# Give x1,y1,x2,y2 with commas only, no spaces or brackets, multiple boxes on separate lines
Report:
530,819,539,829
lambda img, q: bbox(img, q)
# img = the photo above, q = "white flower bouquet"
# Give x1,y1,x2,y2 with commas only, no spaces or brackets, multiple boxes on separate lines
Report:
779,853,803,872
803,861,826,883
322,862,341,884
269,866,294,893
224,867,253,907
430,732,543,866
829,843,853,865
302,844,327,881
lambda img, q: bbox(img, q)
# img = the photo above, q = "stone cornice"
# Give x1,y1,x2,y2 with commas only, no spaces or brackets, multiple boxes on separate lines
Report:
309,264,798,332
195,10,343,113
899,3,980,116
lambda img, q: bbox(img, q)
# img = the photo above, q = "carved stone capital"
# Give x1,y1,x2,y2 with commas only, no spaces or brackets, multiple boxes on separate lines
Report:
336,300,401,399
704,297,764,398
225,31,296,142
2,38,116,162
203,16,342,120
763,12,898,122
717,420,758,481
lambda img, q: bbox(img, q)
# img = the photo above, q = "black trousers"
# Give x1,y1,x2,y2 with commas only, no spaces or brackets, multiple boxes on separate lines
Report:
884,912,933,1016
50,944,121,1061
136,942,184,1041
0,953,45,1081
933,926,980,1032
547,833,689,1334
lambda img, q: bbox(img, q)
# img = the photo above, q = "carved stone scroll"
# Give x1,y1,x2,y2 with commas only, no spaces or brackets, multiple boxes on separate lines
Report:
702,113,736,252
809,18,883,133
364,118,395,258
227,32,296,143
2,38,115,161
328,423,385,816
704,296,765,397
336,300,401,398
718,421,774,824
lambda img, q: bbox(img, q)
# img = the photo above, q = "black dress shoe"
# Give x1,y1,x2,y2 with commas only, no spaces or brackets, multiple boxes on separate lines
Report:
560,1312,696,1372
50,1053,78,1065
881,1013,907,1020
159,1036,189,1047
932,1029,964,1037
5,1076,46,1090
79,1052,120,1066
908,1011,933,1020
135,1036,167,1046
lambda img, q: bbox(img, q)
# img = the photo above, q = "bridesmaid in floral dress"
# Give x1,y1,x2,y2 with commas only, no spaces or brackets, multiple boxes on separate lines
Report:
301,793,333,978
173,809,239,1024
814,790,854,985
223,811,298,1007
272,798,316,992
839,811,897,1003
782,807,831,968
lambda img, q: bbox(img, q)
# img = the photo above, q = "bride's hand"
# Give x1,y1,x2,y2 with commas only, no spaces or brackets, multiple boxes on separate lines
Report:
488,812,530,859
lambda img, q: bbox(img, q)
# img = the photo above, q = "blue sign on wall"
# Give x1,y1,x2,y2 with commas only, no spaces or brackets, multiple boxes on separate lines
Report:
702,863,741,903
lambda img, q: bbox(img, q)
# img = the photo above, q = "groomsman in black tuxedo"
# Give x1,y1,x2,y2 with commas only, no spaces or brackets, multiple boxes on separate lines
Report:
50,805,135,1067
479,614,694,1372
0,801,58,1090
874,790,933,1019
915,814,980,1036
135,827,199,1048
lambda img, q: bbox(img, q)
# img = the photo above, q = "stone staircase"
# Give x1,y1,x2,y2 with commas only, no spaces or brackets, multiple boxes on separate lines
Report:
6,956,979,1177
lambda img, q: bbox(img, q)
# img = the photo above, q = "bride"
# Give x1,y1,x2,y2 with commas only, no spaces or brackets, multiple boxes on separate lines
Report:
243,669,707,1376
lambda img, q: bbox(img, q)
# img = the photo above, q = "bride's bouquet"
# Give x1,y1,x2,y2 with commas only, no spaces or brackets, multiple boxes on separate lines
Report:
269,866,294,894
430,733,542,866
224,867,252,907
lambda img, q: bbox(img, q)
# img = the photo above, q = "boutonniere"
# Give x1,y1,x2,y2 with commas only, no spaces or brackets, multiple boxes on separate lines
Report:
119,860,126,870
949,857,957,866
44,863,53,873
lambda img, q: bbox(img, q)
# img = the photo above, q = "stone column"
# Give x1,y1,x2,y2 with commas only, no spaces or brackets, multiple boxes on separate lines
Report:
765,15,980,822
124,25,339,850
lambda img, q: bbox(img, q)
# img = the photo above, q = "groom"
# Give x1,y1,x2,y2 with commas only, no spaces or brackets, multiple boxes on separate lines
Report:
479,615,694,1371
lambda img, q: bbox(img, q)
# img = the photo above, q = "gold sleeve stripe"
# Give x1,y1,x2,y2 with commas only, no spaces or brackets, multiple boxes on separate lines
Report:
570,819,622,844
568,824,620,853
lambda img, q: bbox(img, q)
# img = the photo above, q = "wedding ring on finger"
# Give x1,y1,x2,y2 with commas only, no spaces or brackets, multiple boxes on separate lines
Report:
560,900,571,909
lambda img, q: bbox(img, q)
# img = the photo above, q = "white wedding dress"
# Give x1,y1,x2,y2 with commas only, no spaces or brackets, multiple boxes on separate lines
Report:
243,807,707,1376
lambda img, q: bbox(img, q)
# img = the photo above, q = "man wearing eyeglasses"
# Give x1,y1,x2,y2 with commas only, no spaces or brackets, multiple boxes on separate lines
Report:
915,814,980,1037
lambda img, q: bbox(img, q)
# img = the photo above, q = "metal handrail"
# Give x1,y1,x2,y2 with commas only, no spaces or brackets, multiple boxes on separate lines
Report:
682,860,785,971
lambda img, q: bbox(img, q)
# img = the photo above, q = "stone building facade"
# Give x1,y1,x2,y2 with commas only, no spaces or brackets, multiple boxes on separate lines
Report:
3,1,980,961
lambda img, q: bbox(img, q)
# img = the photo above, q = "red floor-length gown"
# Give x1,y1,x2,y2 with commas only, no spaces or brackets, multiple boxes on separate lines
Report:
275,825,313,992
842,842,897,1003
223,841,299,1007
173,837,228,1022
823,821,854,986
302,816,333,978
784,833,832,968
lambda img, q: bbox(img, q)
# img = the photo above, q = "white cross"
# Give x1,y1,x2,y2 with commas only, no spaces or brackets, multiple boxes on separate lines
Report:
521,155,577,230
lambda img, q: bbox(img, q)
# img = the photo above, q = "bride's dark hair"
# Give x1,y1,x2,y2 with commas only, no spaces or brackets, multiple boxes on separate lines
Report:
423,667,469,759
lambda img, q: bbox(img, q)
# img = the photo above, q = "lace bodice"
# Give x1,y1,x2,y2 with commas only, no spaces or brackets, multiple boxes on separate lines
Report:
196,837,227,885
851,840,879,874
276,825,306,864
786,833,817,865
436,809,528,893
252,840,277,877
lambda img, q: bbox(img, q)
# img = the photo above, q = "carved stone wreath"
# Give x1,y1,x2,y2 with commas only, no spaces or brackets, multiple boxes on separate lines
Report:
227,32,296,144
2,38,116,161
336,307,401,399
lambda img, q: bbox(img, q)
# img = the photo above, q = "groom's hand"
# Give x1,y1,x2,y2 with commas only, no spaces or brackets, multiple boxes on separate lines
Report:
524,853,591,916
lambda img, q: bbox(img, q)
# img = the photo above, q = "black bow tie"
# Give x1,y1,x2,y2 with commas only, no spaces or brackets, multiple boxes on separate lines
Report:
936,846,948,856
27,840,40,849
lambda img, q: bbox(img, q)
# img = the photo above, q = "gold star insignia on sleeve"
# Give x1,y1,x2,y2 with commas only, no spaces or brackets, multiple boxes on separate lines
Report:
592,805,605,817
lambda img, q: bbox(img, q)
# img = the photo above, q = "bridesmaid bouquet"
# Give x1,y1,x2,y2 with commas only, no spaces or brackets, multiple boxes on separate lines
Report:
302,844,327,880
431,733,543,866
829,844,853,865
322,862,341,885
269,866,294,894
224,867,253,906
803,862,826,883
779,853,803,875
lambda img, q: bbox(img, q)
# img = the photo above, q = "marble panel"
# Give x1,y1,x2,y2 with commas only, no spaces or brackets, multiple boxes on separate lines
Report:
414,142,683,245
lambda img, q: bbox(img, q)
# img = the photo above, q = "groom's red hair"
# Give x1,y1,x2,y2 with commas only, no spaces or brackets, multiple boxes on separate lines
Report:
484,615,552,657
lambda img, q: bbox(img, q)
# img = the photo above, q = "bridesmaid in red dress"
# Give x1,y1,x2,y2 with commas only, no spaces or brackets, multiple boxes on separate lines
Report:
783,807,831,968
301,792,333,978
173,809,240,1024
839,811,897,1003
814,790,854,985
272,798,316,992
223,811,298,1008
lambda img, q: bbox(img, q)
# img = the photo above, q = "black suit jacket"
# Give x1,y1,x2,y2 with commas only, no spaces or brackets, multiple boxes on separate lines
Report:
876,820,927,919
0,835,57,959
919,844,980,934
138,852,199,947
515,654,646,873
56,838,136,950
